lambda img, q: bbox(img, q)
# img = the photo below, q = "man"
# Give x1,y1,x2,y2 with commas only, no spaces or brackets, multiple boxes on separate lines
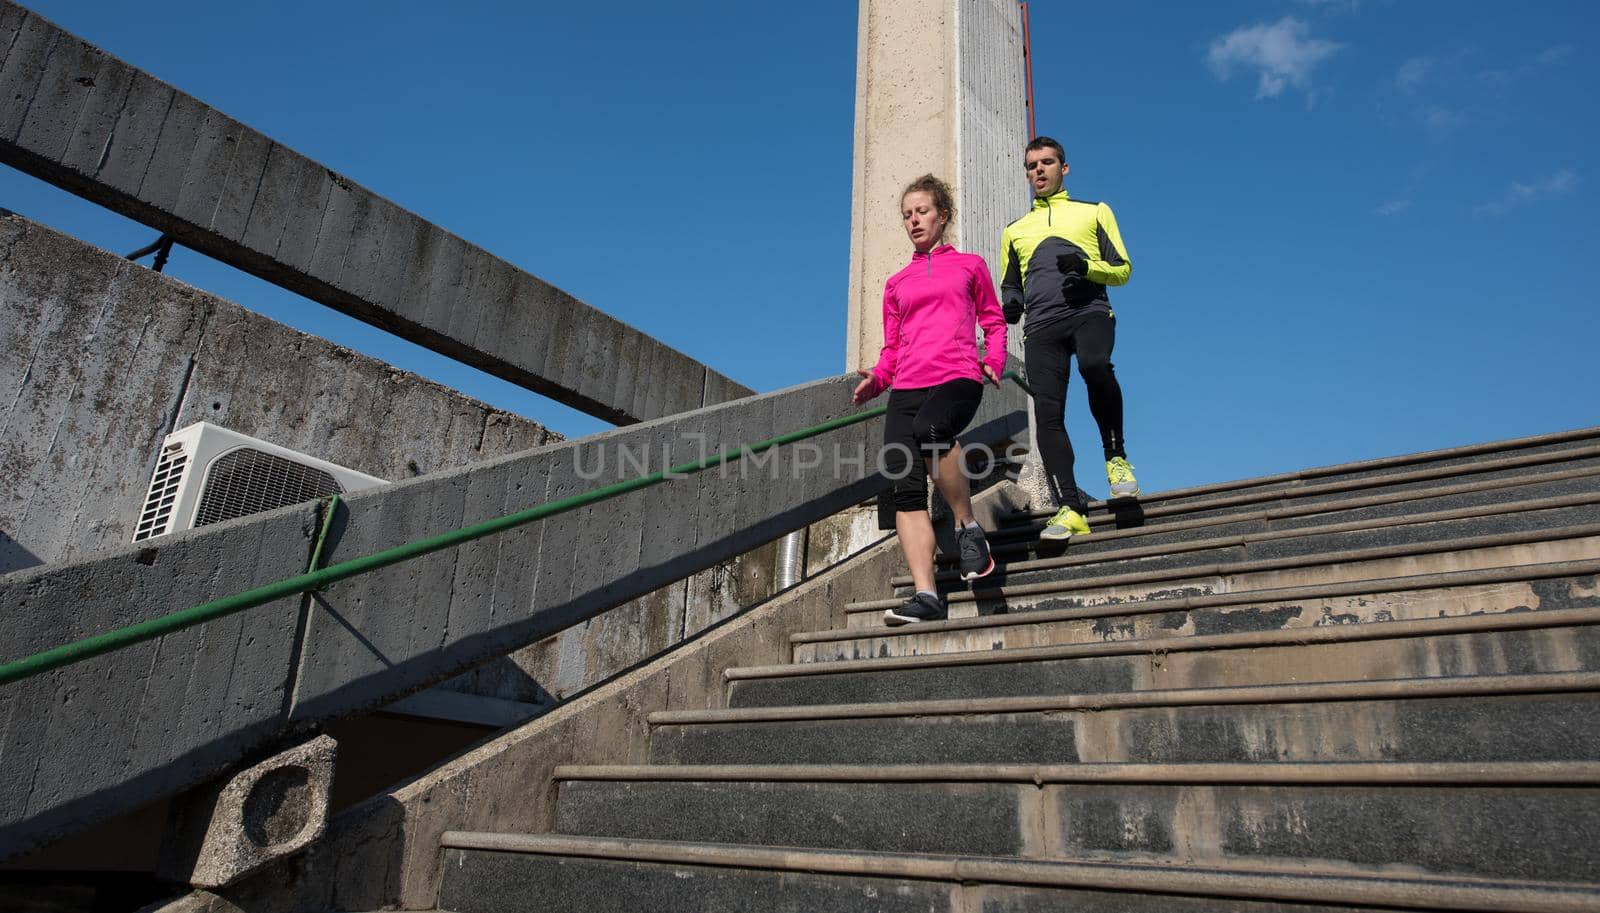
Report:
1000,136,1137,541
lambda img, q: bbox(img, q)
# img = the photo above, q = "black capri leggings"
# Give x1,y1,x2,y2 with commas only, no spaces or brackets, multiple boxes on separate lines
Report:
881,378,984,513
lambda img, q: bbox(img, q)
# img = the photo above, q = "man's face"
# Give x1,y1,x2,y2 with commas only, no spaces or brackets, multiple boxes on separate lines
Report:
1025,147,1068,197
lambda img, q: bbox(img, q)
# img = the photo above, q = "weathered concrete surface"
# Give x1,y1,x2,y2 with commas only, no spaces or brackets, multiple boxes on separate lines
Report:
139,523,937,913
0,362,1028,863
860,526,1600,625
433,850,1463,913
0,212,559,573
650,691,1600,766
439,849,956,913
905,498,1600,597
556,779,1028,857
805,503,887,576
436,580,689,708
0,3,749,425
684,541,781,637
846,0,1026,373
730,620,1600,709
548,776,1600,883
158,735,336,888
0,211,805,867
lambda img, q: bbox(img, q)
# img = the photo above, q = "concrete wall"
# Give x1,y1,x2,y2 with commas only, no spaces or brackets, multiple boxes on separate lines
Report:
845,0,1027,372
0,214,561,574
0,348,1029,860
0,212,835,865
0,2,748,425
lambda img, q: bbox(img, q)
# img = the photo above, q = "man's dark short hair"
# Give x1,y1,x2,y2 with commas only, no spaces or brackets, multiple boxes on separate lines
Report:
1025,136,1066,163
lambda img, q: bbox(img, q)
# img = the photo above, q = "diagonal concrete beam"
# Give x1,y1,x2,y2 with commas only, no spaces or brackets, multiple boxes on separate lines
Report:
0,2,748,424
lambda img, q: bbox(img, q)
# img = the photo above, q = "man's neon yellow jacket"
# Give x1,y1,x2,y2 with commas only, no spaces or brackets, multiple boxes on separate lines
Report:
999,189,1132,330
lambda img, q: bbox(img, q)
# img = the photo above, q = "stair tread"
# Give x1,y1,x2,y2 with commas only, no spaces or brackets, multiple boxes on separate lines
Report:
907,488,1600,586
440,831,1600,912
651,670,1600,725
1022,424,1600,511
857,526,1600,612
734,602,1600,681
970,462,1600,555
817,557,1600,645
998,442,1600,525
551,760,1600,784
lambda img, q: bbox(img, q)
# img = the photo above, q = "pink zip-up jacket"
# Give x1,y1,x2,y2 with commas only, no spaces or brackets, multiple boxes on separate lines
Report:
865,244,1007,396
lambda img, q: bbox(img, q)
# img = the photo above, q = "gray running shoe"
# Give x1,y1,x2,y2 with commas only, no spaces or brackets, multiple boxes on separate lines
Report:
884,592,947,626
957,525,995,581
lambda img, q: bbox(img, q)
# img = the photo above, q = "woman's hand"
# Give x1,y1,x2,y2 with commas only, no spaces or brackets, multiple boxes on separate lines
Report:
982,364,1001,387
852,369,881,405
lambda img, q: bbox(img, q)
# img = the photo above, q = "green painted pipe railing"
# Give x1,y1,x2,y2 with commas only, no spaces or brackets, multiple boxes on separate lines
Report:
0,372,1027,687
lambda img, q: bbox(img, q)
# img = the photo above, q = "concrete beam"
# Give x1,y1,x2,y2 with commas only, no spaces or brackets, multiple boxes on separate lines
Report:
0,361,1030,861
0,2,750,424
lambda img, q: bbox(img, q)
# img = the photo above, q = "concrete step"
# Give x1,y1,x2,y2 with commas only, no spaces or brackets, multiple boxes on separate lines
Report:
548,762,1600,885
949,464,1600,569
821,560,1600,663
727,603,1600,708
438,831,1600,912
989,427,1600,531
989,447,1600,543
870,523,1600,629
910,489,1600,591
1090,428,1600,516
649,672,1600,766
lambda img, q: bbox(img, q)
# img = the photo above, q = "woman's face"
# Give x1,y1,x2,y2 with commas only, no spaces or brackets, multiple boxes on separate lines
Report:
901,191,946,251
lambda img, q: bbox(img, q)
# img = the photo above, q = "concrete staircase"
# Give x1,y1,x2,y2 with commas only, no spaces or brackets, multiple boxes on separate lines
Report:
432,429,1600,912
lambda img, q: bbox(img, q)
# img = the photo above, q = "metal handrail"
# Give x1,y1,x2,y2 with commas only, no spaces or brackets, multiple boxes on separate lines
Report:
0,372,1027,686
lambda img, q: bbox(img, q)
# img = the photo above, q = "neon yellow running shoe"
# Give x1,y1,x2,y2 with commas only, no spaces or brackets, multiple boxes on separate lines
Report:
1107,457,1140,499
1041,506,1090,541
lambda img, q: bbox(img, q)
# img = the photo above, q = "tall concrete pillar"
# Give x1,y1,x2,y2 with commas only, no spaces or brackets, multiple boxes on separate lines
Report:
847,0,1053,508
845,0,1029,373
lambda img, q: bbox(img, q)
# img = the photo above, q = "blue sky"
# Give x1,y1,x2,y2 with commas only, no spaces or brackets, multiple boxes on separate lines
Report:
2,0,1596,493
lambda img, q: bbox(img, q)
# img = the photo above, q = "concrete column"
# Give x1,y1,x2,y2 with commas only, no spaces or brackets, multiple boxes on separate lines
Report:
845,0,1029,373
846,0,1048,507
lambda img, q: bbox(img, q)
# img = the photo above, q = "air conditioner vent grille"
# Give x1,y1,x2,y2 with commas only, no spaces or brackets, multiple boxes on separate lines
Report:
193,448,342,528
133,445,189,542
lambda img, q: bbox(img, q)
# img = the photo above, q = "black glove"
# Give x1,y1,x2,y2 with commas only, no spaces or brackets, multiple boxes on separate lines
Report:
1003,300,1024,324
1058,250,1087,275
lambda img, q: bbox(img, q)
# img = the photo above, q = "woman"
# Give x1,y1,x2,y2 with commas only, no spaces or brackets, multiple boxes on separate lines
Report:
853,174,1008,625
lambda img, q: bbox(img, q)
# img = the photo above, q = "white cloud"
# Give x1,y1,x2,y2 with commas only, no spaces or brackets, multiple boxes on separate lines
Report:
1422,105,1468,136
1478,44,1575,90
1474,169,1580,216
1207,18,1344,100
1537,44,1574,65
1395,57,1433,94
1478,69,1513,89
1376,164,1430,217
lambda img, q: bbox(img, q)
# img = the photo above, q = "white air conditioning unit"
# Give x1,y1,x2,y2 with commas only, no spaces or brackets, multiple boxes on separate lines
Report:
131,422,388,542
